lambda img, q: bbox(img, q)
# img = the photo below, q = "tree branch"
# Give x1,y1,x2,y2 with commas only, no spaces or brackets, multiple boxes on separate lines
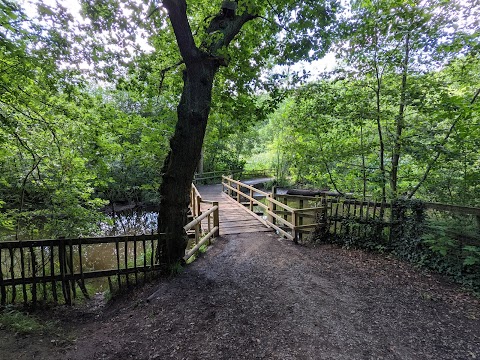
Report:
158,60,184,93
205,10,257,57
407,88,480,198
162,0,200,65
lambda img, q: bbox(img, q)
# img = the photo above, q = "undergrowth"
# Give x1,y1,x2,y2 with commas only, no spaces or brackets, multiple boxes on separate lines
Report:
0,307,55,334
317,199,480,295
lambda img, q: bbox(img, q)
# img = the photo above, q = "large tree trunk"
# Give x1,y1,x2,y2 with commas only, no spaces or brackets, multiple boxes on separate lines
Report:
156,0,255,266
157,61,218,265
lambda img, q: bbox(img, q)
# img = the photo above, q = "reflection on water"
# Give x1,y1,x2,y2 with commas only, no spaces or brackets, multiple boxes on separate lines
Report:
88,209,158,272
0,209,161,297
100,210,158,236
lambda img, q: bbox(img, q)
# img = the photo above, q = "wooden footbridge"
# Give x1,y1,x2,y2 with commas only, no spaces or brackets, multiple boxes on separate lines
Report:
191,176,328,241
0,175,327,306
196,184,273,236
2,173,477,306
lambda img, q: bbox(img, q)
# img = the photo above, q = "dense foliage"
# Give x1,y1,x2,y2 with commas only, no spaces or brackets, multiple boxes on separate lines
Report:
0,0,479,283
253,0,480,207
0,0,175,239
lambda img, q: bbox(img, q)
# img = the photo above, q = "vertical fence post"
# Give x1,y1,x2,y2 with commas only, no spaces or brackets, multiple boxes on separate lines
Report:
150,235,155,274
19,246,27,304
29,245,37,306
197,195,201,217
364,200,371,239
8,246,16,303
299,199,304,242
379,201,386,243
267,194,273,224
324,194,329,235
133,237,138,285
124,237,130,288
0,248,6,306
40,246,46,302
77,240,89,300
213,201,220,237
207,211,212,233
68,239,76,301
236,183,240,203
115,237,121,291
345,199,352,236
358,200,364,238
50,244,57,303
58,239,71,305
282,196,288,223
292,209,297,243
142,235,147,283
195,223,200,245
249,189,253,211
272,187,277,226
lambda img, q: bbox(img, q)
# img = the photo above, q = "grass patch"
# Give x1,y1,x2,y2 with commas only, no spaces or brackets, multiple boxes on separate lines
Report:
0,308,54,334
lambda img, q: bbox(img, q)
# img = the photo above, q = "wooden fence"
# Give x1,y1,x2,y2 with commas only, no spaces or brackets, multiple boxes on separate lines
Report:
0,234,161,306
320,198,480,245
222,176,327,242
194,169,273,184
0,184,220,306
222,175,480,247
185,184,219,262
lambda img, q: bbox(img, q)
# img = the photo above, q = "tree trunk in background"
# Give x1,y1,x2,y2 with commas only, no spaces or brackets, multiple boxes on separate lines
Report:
360,124,367,199
372,34,386,204
375,85,386,204
391,32,410,197
157,61,218,265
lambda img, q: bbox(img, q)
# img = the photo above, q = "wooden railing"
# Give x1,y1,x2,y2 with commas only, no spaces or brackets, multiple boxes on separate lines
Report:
185,184,219,262
222,176,326,242
0,234,161,306
424,202,480,216
0,184,220,306
184,204,219,261
190,183,203,218
194,169,274,184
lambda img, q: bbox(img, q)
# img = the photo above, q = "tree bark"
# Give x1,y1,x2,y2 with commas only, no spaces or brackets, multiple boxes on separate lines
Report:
156,0,256,266
375,84,386,204
360,124,366,199
197,147,204,175
372,31,386,204
391,32,410,197
157,61,218,265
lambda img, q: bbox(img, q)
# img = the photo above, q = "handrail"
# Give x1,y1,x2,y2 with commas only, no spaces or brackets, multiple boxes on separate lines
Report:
183,226,219,262
184,205,219,231
194,169,274,184
190,183,203,217
185,184,220,262
222,177,270,197
221,176,326,242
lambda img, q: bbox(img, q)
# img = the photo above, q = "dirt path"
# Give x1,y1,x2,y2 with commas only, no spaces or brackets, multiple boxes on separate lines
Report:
2,232,480,359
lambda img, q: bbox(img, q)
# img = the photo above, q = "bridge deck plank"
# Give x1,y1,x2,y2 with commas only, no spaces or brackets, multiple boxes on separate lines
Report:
197,184,273,236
